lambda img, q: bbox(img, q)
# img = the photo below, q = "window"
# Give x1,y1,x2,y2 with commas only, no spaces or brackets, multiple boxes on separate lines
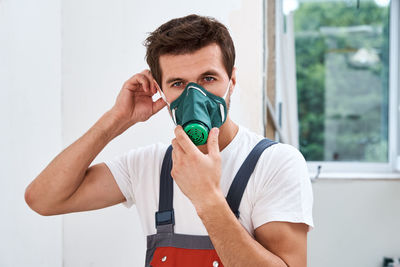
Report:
274,0,399,175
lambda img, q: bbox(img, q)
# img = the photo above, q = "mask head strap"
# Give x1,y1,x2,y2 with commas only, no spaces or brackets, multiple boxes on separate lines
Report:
155,82,170,107
219,79,232,123
222,79,231,100
155,81,177,125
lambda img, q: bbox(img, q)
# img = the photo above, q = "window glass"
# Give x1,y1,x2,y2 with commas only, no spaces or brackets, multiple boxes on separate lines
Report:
292,0,390,162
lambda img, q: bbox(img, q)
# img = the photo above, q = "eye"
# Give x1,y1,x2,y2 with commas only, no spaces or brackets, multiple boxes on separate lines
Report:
204,76,215,82
171,81,184,88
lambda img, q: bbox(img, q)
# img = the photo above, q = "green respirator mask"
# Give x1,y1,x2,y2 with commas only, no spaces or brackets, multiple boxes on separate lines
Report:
159,81,231,146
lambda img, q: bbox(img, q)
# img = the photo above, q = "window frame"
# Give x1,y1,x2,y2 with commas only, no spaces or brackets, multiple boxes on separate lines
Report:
273,0,400,178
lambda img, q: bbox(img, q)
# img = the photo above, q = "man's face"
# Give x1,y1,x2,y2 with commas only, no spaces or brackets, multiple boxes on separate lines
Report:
158,43,235,106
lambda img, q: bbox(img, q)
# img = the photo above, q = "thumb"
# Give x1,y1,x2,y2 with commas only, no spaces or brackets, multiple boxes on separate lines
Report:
207,127,220,156
152,98,167,114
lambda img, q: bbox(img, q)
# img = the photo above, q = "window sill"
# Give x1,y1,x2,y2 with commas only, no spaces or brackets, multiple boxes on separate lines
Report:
309,172,400,181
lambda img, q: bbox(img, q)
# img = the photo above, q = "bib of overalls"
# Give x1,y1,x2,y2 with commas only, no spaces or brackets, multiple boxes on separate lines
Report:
145,138,277,267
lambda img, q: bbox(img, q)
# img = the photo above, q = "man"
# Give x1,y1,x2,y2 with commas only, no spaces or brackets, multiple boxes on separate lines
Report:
25,14,313,266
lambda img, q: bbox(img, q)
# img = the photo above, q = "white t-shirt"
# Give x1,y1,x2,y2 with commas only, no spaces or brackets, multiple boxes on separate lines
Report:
104,124,314,238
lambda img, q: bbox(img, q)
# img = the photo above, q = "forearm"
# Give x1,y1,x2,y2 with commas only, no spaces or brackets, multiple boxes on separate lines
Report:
25,110,127,211
196,192,287,267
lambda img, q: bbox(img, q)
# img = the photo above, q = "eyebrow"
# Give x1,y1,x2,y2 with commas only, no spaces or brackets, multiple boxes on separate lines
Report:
165,69,221,84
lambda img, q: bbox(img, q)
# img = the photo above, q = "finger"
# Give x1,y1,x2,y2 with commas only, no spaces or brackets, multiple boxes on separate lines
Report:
171,148,177,163
153,79,160,90
172,138,185,154
124,73,150,93
153,80,165,98
171,138,185,159
140,69,156,95
174,125,198,155
207,128,220,157
152,98,167,114
133,91,154,97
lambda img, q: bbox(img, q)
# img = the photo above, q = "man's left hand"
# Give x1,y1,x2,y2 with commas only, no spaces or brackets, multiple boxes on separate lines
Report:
171,126,223,211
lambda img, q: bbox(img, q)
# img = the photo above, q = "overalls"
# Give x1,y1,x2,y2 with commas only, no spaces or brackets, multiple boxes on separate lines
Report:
145,138,277,267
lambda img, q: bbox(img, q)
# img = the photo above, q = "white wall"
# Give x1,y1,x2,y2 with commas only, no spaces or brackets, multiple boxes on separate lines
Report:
0,0,62,266
309,179,400,267
61,0,263,266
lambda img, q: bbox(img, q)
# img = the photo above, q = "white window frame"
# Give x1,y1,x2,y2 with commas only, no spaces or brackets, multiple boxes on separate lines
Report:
273,0,400,179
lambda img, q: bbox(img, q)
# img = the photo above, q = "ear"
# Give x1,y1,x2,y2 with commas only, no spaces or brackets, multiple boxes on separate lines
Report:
153,79,162,94
230,67,237,94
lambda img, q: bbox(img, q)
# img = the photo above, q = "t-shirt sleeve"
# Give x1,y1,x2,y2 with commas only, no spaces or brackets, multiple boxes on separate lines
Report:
251,144,314,231
104,151,136,209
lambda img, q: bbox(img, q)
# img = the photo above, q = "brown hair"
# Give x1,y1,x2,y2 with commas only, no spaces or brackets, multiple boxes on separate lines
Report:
144,14,235,88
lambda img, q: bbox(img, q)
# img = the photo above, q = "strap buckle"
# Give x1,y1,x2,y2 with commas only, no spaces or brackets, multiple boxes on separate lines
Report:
155,210,175,226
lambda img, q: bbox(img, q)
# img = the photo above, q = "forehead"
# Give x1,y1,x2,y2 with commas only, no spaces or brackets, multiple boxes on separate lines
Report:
159,43,226,81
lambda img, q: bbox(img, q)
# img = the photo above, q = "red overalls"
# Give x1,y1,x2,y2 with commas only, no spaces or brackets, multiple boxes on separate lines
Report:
145,139,276,267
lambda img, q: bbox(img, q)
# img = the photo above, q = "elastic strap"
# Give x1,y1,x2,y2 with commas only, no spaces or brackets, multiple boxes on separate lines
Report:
155,145,174,230
225,139,277,218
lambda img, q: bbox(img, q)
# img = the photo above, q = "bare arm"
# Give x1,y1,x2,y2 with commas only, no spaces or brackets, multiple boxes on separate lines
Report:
197,192,308,267
25,111,125,215
25,70,166,216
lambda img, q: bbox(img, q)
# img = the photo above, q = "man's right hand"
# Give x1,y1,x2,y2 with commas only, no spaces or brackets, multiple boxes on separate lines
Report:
25,69,168,216
109,69,166,134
